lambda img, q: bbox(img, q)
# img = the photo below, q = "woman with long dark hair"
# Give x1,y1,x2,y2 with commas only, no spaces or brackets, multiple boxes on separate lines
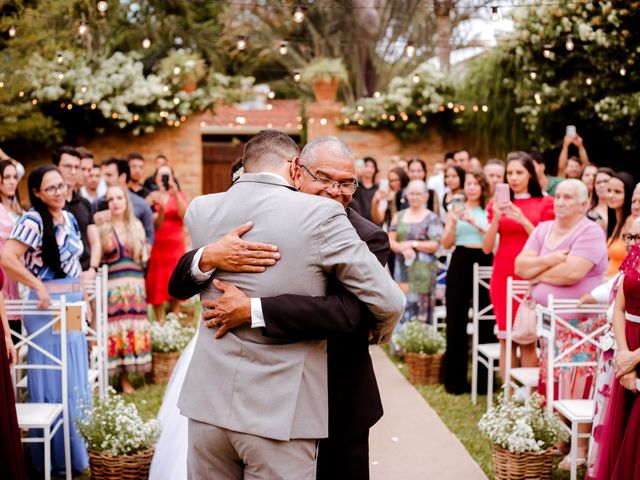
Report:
442,165,466,214
587,167,614,231
1,165,89,476
606,171,636,277
482,151,555,380
442,170,494,394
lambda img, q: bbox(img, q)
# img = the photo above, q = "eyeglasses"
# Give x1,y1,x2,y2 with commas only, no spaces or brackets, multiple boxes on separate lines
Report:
622,233,640,244
42,182,68,196
300,164,358,195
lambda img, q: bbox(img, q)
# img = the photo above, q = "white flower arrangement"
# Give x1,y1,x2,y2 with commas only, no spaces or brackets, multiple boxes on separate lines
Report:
392,319,445,355
478,392,568,453
150,314,195,353
76,387,160,455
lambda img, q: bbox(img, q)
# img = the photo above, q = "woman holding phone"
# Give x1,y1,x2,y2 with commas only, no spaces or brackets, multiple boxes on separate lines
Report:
146,165,188,321
482,151,555,380
442,170,494,394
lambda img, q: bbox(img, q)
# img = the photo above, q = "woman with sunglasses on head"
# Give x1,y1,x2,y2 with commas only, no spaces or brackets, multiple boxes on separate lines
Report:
1,165,89,476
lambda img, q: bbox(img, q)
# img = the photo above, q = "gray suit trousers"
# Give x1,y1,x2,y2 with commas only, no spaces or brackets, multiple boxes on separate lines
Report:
187,419,318,480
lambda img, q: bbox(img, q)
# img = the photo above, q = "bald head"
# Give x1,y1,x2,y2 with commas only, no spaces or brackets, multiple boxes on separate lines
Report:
300,136,354,168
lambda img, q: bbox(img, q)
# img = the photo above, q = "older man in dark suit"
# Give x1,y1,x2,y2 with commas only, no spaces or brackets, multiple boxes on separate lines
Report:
169,136,396,479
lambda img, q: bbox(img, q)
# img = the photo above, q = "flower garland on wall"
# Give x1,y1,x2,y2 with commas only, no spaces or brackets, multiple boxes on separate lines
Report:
23,50,254,136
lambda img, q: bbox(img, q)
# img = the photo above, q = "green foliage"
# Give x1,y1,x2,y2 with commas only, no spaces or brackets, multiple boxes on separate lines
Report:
340,62,453,141
392,319,446,355
459,1,640,163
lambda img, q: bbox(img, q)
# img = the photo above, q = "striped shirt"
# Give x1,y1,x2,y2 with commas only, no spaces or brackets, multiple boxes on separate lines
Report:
9,209,83,280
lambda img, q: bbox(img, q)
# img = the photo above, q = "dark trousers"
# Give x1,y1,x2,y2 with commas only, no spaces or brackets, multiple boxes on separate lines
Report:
317,430,369,480
444,246,494,394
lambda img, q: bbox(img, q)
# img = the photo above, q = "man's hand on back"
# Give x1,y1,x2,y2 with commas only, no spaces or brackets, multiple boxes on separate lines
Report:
199,221,281,273
203,279,252,338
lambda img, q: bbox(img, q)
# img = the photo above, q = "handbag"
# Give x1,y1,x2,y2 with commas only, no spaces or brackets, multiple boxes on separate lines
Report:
512,285,538,345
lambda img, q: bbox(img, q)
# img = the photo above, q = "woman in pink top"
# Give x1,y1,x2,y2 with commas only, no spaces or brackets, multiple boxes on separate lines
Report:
516,179,608,467
483,152,554,380
0,160,22,301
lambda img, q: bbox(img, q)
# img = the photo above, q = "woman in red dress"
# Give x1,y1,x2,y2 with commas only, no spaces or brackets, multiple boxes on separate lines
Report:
0,268,27,479
146,166,188,321
482,151,555,380
593,239,640,479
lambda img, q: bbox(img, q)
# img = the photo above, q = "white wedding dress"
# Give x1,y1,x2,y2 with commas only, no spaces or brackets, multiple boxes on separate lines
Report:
149,331,197,480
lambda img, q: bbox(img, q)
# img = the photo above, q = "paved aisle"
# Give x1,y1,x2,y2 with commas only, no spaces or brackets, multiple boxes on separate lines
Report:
369,346,487,480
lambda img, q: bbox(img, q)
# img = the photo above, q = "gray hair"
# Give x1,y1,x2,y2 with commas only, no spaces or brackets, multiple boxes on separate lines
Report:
558,179,589,203
300,136,354,167
407,179,428,193
635,182,640,193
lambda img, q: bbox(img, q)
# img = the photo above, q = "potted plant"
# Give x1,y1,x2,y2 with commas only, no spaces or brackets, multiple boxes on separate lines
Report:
157,50,207,93
300,57,348,102
478,392,568,480
76,388,160,479
392,319,445,384
149,316,195,383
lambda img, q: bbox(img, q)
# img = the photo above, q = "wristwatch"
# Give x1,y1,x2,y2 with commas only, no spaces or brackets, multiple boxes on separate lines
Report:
412,241,419,249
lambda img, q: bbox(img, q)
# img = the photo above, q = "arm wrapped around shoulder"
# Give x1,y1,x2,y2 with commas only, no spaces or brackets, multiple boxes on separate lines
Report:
317,202,406,344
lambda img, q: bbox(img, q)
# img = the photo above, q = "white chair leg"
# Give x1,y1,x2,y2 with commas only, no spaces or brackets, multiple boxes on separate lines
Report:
486,359,494,410
471,357,478,405
570,422,578,480
44,427,51,480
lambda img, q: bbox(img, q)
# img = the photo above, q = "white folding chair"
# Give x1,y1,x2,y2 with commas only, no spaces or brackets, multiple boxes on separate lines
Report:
505,276,539,398
538,295,608,480
7,297,72,480
470,263,499,408
83,266,109,398
432,250,452,331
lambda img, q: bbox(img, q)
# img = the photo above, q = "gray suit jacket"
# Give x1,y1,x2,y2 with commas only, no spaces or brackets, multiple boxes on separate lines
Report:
177,173,405,441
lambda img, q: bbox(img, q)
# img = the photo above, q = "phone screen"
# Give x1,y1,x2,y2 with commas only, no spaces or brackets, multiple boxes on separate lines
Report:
495,183,510,206
97,199,109,212
566,125,577,138
161,174,170,189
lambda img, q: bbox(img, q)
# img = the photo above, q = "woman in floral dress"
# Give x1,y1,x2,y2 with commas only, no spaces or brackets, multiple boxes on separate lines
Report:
389,179,444,325
99,185,151,393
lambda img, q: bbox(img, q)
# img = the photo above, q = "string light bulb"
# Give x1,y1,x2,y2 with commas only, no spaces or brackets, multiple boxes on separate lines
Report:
585,77,592,86
293,71,301,82
97,1,108,13
173,65,181,75
78,20,89,36
412,74,420,83
293,5,305,23
543,45,553,59
236,35,247,51
490,6,500,22
57,52,64,64
373,91,381,98
173,97,180,105
8,24,17,38
534,93,542,105
565,35,574,52
279,41,288,56
620,66,627,76
142,37,151,49
481,105,489,112
81,85,87,93
529,70,537,80
57,72,64,80
268,91,275,99
405,41,416,58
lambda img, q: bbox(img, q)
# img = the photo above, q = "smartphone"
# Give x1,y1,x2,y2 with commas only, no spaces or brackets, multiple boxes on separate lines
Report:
566,125,577,138
379,179,389,192
495,183,510,208
451,193,465,212
161,173,170,190
97,199,109,212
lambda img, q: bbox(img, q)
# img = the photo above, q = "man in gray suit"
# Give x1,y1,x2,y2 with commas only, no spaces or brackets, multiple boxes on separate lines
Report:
178,130,405,479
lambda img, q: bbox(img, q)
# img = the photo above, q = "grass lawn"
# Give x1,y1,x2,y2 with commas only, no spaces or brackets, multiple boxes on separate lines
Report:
388,351,583,480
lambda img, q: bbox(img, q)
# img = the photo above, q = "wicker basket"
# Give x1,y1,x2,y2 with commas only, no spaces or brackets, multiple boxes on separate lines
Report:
405,352,443,385
491,444,555,480
88,447,154,480
151,351,181,384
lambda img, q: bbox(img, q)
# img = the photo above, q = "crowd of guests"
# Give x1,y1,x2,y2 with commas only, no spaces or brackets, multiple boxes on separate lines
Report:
349,133,640,474
0,147,188,477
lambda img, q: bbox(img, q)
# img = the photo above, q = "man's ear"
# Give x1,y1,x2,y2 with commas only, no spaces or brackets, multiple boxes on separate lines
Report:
290,156,302,186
